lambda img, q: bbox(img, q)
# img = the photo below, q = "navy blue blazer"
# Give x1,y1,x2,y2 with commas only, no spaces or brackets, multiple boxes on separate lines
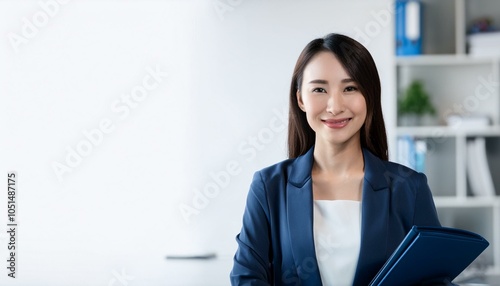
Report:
230,147,441,285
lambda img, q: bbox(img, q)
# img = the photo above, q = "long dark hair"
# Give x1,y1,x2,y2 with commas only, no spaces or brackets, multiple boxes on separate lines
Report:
287,33,388,160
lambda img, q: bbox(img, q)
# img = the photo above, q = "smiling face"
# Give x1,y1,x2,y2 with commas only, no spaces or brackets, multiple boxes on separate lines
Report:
297,51,367,149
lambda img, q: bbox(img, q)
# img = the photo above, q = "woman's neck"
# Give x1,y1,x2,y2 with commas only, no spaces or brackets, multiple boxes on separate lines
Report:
311,140,365,201
312,140,364,175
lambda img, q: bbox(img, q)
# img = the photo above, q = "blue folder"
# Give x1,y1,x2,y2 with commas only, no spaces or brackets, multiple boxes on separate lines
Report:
369,226,489,286
395,0,423,56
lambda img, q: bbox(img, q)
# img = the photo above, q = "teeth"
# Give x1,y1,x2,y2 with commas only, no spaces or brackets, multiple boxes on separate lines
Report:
323,119,350,124
334,119,349,123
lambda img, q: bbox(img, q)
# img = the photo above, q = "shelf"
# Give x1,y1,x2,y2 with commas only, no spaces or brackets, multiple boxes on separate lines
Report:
397,126,500,137
396,54,498,66
434,196,500,208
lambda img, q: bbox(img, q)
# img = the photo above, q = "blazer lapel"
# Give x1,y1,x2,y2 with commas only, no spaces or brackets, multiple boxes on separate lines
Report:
352,149,391,285
286,147,322,284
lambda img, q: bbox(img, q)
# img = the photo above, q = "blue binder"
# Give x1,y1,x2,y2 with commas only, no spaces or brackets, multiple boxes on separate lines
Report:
396,0,423,55
369,226,489,286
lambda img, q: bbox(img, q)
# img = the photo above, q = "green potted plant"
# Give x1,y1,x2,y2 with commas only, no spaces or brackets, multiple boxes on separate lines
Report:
398,80,436,126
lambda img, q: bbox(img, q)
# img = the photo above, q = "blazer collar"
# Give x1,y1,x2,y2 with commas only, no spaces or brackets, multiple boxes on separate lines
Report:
287,146,389,190
286,146,391,285
362,147,390,191
287,146,315,187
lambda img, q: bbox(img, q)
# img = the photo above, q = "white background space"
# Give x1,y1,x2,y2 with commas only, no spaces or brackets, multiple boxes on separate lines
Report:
0,0,395,285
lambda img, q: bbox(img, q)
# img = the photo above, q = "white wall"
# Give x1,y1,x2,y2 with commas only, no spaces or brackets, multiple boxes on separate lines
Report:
0,0,395,285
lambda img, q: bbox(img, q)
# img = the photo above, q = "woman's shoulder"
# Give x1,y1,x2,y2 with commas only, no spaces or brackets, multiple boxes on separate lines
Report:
381,159,428,188
245,157,298,207
382,159,420,174
254,157,296,181
363,148,425,185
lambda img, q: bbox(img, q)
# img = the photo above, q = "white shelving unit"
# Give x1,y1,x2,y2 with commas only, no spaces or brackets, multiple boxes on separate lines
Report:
395,0,500,276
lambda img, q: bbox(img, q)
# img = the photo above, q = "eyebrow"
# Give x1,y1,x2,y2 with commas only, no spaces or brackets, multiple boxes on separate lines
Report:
308,78,356,84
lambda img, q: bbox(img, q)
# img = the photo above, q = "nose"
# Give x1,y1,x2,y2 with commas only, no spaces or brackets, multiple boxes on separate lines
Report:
326,91,344,116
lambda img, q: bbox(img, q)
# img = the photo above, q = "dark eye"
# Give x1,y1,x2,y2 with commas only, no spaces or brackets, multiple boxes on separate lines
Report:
344,86,358,92
312,87,327,93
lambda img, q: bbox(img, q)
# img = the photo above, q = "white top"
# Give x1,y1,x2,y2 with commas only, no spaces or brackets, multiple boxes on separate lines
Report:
313,200,361,286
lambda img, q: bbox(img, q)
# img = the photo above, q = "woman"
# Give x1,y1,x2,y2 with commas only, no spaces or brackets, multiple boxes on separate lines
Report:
230,33,440,285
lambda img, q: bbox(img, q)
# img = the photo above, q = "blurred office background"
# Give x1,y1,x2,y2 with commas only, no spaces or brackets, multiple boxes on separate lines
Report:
1,0,498,285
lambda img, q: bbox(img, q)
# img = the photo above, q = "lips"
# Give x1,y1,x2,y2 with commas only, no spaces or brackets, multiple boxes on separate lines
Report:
322,118,351,128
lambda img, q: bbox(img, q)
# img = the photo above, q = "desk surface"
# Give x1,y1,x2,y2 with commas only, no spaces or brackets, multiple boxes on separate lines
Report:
164,257,233,285
459,275,500,286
